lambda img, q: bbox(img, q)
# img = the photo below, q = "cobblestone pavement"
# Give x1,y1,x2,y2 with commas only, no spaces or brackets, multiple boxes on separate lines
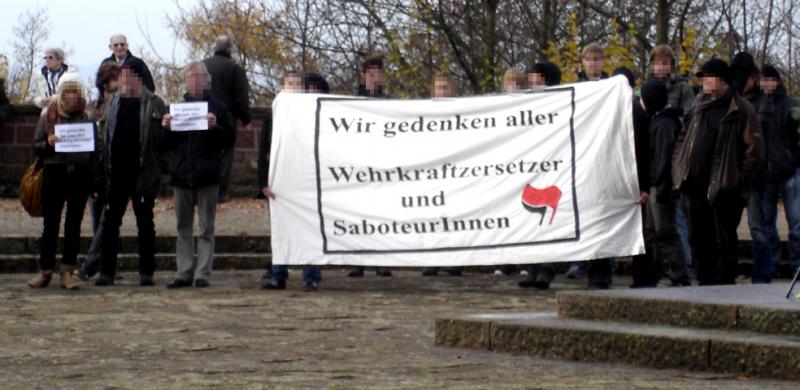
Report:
0,270,794,389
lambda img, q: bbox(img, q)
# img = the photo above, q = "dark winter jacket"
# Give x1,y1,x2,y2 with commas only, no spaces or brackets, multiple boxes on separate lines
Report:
646,73,695,118
98,89,167,197
165,93,234,188
102,50,156,92
632,97,651,194
203,51,251,125
649,107,684,200
758,89,800,182
672,87,765,203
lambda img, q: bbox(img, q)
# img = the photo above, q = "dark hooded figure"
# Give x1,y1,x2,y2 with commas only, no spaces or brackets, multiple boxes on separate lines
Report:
748,64,800,283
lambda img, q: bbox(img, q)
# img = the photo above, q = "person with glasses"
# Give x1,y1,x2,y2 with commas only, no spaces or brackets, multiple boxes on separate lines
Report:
33,48,78,109
101,34,156,92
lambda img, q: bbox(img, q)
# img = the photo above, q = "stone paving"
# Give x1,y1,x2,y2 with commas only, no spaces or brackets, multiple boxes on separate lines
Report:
0,270,796,389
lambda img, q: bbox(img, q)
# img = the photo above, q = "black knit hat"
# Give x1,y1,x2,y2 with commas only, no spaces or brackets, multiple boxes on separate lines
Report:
696,58,731,83
640,80,668,115
613,67,636,88
761,64,781,80
527,61,562,86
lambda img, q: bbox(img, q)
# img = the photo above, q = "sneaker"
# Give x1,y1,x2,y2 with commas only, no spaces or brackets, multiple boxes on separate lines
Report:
376,268,392,277
166,279,193,289
195,279,210,288
565,264,585,279
303,282,319,291
74,266,90,282
520,269,529,276
139,274,155,286
95,274,114,287
262,280,286,290
346,267,364,277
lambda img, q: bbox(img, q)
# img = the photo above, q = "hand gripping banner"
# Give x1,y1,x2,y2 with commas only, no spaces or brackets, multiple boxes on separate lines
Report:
269,76,643,266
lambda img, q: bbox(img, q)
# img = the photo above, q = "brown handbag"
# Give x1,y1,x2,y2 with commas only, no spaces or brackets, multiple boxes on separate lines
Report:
19,158,44,217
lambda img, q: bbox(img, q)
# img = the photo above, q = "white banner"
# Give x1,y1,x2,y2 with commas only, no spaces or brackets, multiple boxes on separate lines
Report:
170,102,208,131
54,122,95,153
270,76,644,266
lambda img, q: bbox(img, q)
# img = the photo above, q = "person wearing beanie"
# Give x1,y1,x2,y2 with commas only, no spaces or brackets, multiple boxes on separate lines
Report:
748,64,800,283
672,58,765,286
647,44,695,120
519,61,562,290
29,78,97,290
642,80,692,286
613,67,636,89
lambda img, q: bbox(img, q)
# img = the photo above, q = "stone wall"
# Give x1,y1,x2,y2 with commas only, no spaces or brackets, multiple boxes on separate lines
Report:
0,104,268,197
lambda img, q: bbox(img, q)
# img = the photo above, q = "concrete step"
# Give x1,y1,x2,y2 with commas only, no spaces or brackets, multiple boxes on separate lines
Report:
556,284,800,338
435,312,800,381
0,235,271,255
0,253,270,273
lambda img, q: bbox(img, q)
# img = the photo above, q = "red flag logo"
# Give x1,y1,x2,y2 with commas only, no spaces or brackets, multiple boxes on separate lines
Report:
521,184,562,225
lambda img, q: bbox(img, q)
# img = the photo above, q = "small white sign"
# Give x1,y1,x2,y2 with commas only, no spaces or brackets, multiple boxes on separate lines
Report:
54,122,95,153
170,102,209,131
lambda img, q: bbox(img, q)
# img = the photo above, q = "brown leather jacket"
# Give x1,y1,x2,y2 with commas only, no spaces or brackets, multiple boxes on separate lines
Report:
672,92,764,203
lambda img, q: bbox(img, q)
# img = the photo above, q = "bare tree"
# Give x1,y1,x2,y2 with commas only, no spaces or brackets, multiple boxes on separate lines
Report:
7,6,49,104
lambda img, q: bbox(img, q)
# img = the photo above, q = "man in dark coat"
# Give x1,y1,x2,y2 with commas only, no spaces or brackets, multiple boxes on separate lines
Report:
672,58,765,286
748,64,800,282
203,35,252,202
102,34,156,92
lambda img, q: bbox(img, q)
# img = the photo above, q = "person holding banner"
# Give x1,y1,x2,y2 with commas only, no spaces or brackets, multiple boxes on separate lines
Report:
348,56,393,278
162,62,234,289
95,65,167,287
421,72,463,278
519,61,562,289
672,58,764,286
263,73,326,291
28,78,96,290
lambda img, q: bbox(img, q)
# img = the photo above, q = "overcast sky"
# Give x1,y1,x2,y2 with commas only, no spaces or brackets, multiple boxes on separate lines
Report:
1,0,190,86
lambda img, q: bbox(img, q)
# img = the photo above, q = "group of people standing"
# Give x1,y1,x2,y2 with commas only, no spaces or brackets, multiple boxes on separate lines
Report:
16,32,800,293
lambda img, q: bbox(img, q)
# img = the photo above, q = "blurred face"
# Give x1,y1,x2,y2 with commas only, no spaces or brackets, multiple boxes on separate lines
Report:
62,90,82,112
44,52,62,71
119,68,142,96
702,75,727,95
185,67,207,98
760,77,780,95
528,72,546,89
364,66,383,91
652,56,672,79
109,36,128,59
282,74,302,92
104,76,121,94
432,78,454,98
582,52,604,79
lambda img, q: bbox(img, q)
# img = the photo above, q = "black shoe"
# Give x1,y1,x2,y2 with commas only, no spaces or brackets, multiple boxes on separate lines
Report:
421,268,439,276
74,266,90,282
166,279,193,289
446,268,462,276
303,282,319,291
195,279,210,288
376,268,392,277
139,274,155,286
518,276,537,288
95,274,114,286
346,267,364,277
588,282,610,290
262,280,286,290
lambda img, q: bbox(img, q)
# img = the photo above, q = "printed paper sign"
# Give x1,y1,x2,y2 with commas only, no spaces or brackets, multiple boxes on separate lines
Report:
170,102,208,131
54,122,95,153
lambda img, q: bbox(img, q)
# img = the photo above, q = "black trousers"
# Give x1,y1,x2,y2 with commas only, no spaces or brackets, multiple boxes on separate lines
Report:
40,164,91,270
684,192,745,285
99,176,156,277
632,203,659,286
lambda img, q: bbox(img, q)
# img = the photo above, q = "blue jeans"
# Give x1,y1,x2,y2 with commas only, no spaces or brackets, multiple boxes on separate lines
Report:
675,194,692,271
748,169,800,283
272,265,321,284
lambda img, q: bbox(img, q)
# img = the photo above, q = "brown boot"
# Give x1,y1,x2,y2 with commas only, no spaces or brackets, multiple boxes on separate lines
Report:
59,266,80,291
27,270,53,288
